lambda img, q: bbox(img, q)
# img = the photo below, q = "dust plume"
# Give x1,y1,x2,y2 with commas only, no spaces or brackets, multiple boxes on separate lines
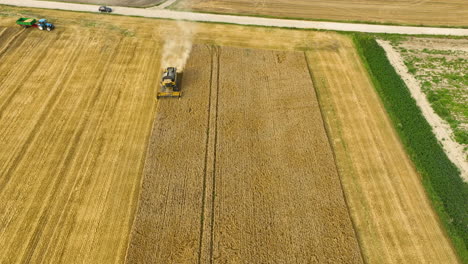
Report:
160,22,197,71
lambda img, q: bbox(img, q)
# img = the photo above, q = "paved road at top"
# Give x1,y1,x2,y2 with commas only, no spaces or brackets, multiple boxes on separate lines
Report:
1,0,468,36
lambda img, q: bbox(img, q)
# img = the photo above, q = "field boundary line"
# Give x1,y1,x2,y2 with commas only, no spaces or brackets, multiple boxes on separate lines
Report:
209,46,220,264
197,44,215,264
304,52,367,264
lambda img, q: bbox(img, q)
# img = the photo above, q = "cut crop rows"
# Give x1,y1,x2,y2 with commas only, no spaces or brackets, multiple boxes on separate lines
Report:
0,26,159,263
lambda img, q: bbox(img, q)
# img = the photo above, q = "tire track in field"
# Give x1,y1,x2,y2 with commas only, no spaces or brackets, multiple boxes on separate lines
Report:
0,32,67,173
0,27,7,37
209,46,221,264
197,45,220,264
196,45,214,264
0,27,25,58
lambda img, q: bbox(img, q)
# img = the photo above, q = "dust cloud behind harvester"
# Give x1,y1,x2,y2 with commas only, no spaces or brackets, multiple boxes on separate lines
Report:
160,22,197,71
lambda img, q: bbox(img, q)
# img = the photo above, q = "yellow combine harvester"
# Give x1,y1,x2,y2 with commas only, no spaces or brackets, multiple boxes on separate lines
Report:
157,67,181,99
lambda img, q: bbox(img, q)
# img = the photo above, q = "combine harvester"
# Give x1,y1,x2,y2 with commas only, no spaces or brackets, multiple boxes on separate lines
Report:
157,67,182,99
16,18,55,31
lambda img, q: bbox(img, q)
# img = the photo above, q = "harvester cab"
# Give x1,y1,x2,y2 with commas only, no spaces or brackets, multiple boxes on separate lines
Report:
157,67,181,99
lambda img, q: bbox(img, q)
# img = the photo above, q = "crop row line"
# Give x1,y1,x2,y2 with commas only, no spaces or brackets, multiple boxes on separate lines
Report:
197,45,221,264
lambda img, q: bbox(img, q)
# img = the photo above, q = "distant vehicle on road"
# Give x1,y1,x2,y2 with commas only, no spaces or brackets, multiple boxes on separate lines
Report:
99,6,112,13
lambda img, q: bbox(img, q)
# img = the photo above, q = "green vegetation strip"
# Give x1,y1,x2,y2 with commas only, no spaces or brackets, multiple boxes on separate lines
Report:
353,34,468,263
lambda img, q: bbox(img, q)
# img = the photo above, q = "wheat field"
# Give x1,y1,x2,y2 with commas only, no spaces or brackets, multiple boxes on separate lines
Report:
0,6,460,263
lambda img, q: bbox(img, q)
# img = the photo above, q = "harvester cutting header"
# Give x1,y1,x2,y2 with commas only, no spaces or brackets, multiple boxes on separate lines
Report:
157,67,181,99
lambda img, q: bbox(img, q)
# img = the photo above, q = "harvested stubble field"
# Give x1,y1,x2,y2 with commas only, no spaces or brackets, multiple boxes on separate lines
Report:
0,25,160,263
172,0,468,27
127,45,363,263
0,5,460,264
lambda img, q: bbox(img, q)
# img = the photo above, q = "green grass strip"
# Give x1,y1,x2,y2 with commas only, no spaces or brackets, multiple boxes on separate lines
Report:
353,34,468,263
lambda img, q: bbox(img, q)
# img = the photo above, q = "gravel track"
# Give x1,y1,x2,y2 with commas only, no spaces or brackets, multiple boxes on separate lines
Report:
1,0,468,36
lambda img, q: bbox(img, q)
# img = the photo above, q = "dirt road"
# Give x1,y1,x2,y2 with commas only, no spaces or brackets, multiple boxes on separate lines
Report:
1,0,468,36
377,40,468,181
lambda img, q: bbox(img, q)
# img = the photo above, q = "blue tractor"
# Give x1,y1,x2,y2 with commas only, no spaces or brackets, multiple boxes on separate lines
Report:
37,19,55,31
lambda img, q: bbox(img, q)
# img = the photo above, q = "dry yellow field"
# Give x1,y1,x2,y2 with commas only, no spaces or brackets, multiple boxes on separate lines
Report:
126,45,213,263
0,5,460,264
306,33,459,263
127,44,363,262
0,26,159,263
173,0,468,27
211,46,361,263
